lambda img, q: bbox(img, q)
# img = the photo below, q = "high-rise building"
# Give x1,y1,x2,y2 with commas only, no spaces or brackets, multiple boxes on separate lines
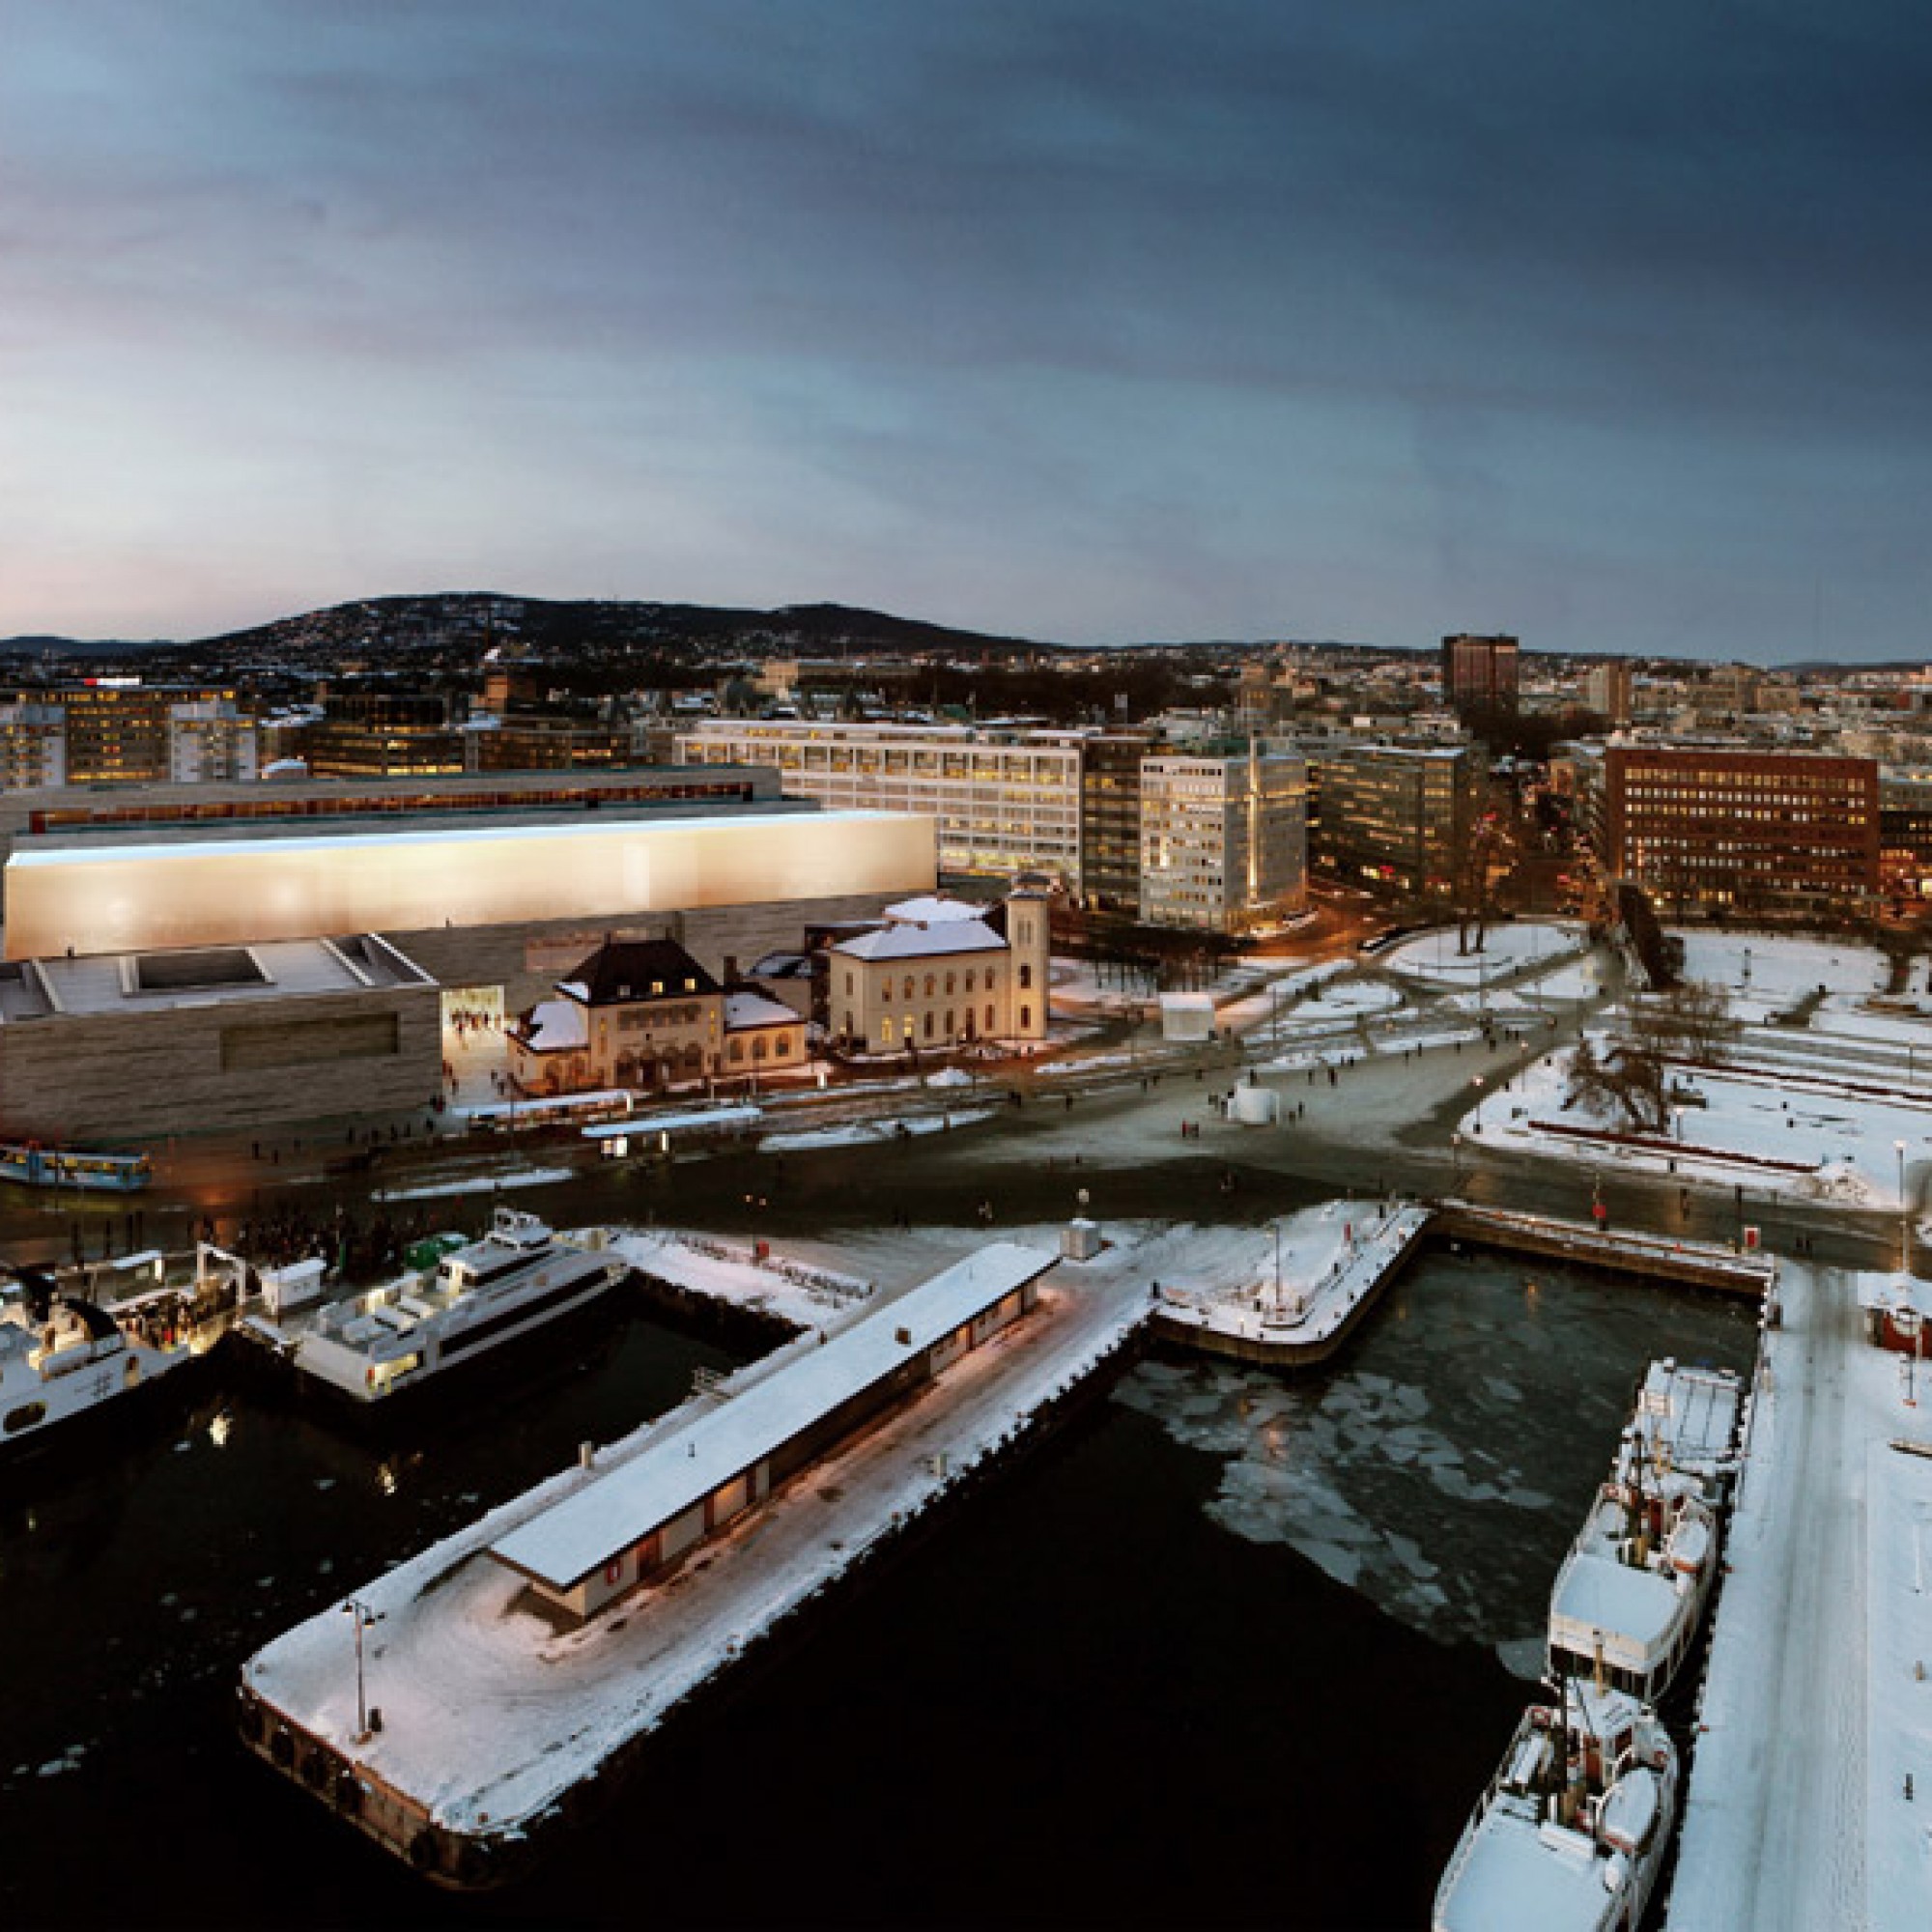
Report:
1077,733,1151,913
1138,747,1307,933
1440,634,1520,716
168,698,259,783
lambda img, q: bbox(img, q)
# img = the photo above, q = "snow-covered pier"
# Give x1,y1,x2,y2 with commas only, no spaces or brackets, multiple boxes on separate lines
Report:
1666,1260,1932,1931
236,1226,1168,1886
1151,1201,1430,1366
1436,1202,1777,1297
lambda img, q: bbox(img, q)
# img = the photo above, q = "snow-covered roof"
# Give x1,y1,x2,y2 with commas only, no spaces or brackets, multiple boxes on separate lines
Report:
1857,1271,1932,1319
832,920,1006,963
884,895,993,924
1437,1806,1620,1932
490,1242,1058,1591
520,998,587,1053
1548,1548,1678,1653
723,989,798,1029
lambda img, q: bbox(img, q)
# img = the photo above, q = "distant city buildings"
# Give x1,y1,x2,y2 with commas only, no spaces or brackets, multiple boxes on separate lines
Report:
1584,661,1634,725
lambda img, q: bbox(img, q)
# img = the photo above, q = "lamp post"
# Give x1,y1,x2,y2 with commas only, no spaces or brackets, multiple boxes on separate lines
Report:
1897,1138,1910,1272
342,1598,384,1742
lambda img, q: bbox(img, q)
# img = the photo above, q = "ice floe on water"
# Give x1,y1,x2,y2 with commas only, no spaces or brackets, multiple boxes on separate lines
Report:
1115,1249,1760,1675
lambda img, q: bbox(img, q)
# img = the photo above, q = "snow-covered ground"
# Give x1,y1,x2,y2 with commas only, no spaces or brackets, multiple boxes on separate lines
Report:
1666,1260,1932,1932
1670,928,1889,1010
1378,923,1581,983
1463,1040,1932,1209
242,1217,1289,1845
608,1229,876,1328
758,1106,995,1153
373,1165,576,1204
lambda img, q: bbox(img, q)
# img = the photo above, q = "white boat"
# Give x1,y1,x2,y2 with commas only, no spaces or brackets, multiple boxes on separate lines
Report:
0,1263,214,1452
1624,1357,1743,1506
276,1209,626,1402
1547,1359,1739,1702
1435,1683,1678,1932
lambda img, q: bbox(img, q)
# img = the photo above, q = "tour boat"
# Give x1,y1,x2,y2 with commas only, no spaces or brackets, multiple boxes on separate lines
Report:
1434,1683,1677,1932
0,1264,211,1451
271,1208,626,1402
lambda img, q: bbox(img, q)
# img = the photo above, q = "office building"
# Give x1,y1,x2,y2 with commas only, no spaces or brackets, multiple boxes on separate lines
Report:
677,720,1085,892
1312,743,1489,896
1599,745,1879,914
1139,748,1307,933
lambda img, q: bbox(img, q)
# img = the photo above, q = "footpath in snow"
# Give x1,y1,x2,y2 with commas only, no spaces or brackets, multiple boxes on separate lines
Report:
1666,1258,1932,1932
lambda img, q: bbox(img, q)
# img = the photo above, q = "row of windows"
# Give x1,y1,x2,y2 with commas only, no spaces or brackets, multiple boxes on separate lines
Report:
846,966,1010,999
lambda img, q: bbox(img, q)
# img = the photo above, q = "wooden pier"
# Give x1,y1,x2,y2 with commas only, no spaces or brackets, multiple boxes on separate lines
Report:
1433,1202,1776,1297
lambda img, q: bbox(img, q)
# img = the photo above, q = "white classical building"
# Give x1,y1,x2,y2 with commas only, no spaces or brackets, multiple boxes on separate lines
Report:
1139,746,1307,933
829,886,1051,1054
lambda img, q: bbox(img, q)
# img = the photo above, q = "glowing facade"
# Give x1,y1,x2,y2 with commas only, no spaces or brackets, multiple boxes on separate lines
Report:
3,810,936,961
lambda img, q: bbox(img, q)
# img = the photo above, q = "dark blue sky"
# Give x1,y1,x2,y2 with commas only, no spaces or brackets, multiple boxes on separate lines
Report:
6,2,1930,659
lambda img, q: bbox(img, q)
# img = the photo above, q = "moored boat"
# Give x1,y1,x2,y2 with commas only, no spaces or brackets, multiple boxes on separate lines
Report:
1546,1357,1739,1702
0,1256,229,1451
1434,1682,1677,1932
259,1208,625,1402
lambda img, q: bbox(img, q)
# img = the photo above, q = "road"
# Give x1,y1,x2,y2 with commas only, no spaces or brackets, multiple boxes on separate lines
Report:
1,932,1912,1283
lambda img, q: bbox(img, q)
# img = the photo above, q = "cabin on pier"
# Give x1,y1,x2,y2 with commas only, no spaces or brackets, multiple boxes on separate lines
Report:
488,1242,1056,1623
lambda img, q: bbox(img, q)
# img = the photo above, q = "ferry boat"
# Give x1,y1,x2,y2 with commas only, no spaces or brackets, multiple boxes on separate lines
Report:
0,1262,218,1451
1434,1683,1678,1932
0,1143,152,1191
1546,1359,1740,1702
269,1208,626,1402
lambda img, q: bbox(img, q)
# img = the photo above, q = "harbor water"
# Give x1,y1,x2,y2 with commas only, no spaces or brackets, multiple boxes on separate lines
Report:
0,1244,1756,1929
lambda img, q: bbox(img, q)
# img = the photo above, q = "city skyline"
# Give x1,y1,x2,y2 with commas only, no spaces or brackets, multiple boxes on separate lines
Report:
7,3,1931,661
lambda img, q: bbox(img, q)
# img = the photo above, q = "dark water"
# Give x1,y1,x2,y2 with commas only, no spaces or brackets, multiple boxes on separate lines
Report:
0,1250,1756,1932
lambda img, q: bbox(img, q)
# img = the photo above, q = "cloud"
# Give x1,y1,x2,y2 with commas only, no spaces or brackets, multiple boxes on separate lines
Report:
3,2,1932,654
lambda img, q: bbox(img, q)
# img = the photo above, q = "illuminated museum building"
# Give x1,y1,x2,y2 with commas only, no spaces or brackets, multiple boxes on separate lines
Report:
0,772,936,1139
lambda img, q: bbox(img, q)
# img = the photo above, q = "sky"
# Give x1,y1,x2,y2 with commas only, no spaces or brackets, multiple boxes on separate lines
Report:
4,1,1931,661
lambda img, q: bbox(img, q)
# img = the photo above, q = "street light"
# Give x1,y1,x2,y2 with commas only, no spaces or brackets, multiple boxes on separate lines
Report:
342,1598,384,1742
1897,1138,1910,1272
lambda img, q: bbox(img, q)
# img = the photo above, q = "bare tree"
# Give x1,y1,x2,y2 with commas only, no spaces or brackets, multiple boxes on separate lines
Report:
1635,979,1737,1067
1564,1035,1670,1133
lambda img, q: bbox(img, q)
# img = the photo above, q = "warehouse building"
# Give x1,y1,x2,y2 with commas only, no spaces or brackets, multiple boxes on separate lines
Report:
489,1242,1057,1624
